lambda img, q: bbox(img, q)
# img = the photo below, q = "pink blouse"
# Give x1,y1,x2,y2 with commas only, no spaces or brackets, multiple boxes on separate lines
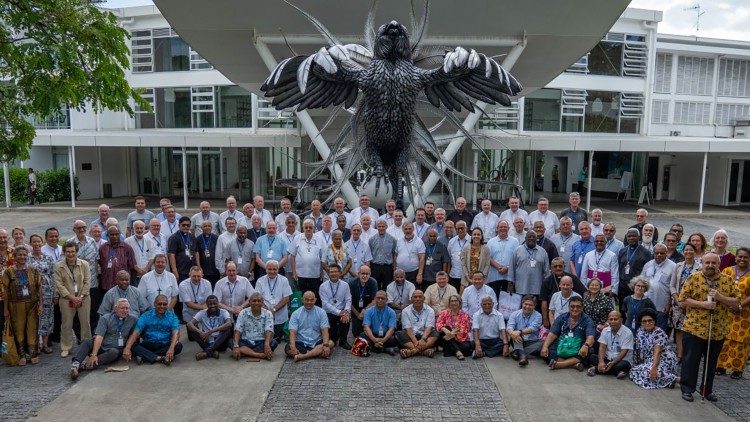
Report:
436,309,472,342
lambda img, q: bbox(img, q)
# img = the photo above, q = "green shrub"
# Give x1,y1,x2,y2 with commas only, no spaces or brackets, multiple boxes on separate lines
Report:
0,167,79,203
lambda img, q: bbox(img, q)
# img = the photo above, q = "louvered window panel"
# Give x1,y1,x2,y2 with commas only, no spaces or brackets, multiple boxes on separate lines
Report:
718,58,750,97
676,56,714,95
131,30,153,73
674,101,711,124
561,89,587,116
189,48,212,71
653,53,672,93
715,103,750,125
651,100,669,124
620,93,644,117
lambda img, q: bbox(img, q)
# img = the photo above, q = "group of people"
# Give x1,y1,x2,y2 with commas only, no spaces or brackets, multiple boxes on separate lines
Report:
1,192,747,403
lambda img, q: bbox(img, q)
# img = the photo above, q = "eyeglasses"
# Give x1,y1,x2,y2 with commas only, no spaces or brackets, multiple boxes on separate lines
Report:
569,305,582,309
360,272,371,275
634,284,646,289
155,302,168,306
641,319,655,323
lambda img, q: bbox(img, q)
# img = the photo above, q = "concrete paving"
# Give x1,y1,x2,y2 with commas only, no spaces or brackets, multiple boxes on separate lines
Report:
30,328,284,422
484,356,734,422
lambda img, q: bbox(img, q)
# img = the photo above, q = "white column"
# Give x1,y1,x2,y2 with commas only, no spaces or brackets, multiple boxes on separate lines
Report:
69,146,76,208
253,39,359,208
3,162,10,208
197,147,204,194
699,151,708,214
219,147,225,192
251,94,259,134
97,147,104,198
182,147,189,210
586,151,594,211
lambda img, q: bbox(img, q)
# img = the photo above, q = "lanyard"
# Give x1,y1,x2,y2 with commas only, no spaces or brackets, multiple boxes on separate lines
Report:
135,237,145,255
267,236,276,252
734,265,750,281
427,243,436,257
286,233,296,245
412,308,423,324
415,224,426,238
236,239,245,256
330,281,341,300
626,245,640,264
521,313,532,329
358,283,366,301
351,240,360,257
396,283,405,303
525,246,536,260
52,247,60,261
112,315,125,336
167,220,177,234
152,234,162,248
268,277,278,296
227,281,237,304
117,288,128,299
190,281,202,302
155,273,166,296
206,313,221,330
606,239,614,249
594,251,605,268
375,308,386,331
457,237,468,251
181,233,191,250
538,238,545,248
438,286,447,302
108,246,117,260
559,294,572,310
323,232,331,244
202,235,212,251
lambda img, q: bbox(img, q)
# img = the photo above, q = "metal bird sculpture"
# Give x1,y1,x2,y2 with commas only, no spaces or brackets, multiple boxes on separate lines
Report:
261,0,522,208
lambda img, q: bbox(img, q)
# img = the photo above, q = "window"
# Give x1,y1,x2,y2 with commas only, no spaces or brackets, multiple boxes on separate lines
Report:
478,103,518,130
673,101,711,124
154,36,189,72
584,91,618,133
155,87,191,128
216,86,253,128
676,56,714,96
189,47,212,71
651,100,670,124
135,88,155,129
27,107,71,129
718,58,750,97
523,88,561,131
588,41,623,77
653,53,672,93
131,30,153,73
191,86,215,128
132,28,194,73
715,103,750,125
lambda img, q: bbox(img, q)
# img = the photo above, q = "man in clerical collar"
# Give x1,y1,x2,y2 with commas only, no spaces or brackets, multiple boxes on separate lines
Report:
98,270,148,318
319,264,352,350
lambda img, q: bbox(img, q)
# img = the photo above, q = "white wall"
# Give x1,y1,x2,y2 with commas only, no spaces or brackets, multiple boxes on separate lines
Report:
73,147,101,199
667,153,728,205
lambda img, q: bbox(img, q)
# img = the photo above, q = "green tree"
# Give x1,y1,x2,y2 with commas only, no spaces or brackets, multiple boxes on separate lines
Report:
0,0,150,162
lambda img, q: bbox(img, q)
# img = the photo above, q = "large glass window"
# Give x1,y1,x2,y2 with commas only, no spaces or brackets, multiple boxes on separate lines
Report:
588,41,623,77
217,86,253,128
154,36,189,72
523,89,561,131
584,91,618,133
156,87,191,128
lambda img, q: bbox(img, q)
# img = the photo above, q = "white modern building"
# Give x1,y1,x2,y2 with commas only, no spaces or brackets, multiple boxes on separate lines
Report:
16,1,750,210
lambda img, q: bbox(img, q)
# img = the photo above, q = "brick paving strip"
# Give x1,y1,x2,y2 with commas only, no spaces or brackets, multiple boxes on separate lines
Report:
256,351,512,422
713,367,750,420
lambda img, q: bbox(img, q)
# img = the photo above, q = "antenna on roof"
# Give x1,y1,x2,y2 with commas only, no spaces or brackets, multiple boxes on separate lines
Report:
683,4,706,32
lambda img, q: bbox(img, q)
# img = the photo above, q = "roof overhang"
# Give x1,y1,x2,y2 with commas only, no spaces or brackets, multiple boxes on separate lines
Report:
152,0,632,96
32,129,301,148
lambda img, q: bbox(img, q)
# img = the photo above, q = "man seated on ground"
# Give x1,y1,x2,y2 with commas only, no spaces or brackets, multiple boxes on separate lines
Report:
506,295,544,366
396,290,438,358
286,291,335,362
320,264,353,350
69,298,137,380
541,296,596,371
472,296,508,359
363,290,399,355
122,294,183,366
187,295,233,360
98,270,149,318
232,292,278,361
587,310,633,379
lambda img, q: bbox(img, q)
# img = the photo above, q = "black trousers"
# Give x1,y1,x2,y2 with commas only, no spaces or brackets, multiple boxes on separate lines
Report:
448,277,462,293
327,313,350,344
351,313,365,338
587,353,632,374
298,277,322,305
371,263,393,291
371,336,398,353
488,279,511,299
404,270,419,285
681,332,724,396
440,334,473,357
89,287,104,333
194,329,231,353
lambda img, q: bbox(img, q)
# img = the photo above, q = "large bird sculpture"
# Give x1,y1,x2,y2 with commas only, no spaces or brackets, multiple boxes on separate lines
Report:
261,1,522,208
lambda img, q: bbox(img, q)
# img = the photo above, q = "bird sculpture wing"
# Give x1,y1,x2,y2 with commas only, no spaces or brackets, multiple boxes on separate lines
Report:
419,47,523,112
260,44,372,111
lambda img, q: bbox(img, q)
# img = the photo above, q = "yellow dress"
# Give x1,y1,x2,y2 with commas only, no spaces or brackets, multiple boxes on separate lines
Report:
718,266,750,373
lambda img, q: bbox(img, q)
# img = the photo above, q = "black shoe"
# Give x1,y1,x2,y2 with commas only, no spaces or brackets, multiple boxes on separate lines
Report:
681,392,694,402
519,357,529,367
511,350,519,361
704,393,718,402
339,341,352,350
715,368,727,376
384,347,398,356
135,356,143,365
731,371,743,380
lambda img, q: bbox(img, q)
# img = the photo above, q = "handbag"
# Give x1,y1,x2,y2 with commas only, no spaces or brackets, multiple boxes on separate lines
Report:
556,322,583,359
498,291,522,318
1,320,20,366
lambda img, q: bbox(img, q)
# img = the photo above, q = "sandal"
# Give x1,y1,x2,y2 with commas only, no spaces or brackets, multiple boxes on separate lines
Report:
30,356,40,365
400,349,411,359
422,348,435,358
574,362,585,372
548,359,557,370
18,356,27,366
42,346,53,354
456,351,465,361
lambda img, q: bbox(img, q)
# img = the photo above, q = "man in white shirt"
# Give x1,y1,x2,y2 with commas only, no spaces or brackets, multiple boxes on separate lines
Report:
396,290,438,358
124,221,156,283
41,228,63,261
447,221,470,292
178,266,212,331
255,260,292,342
253,195,274,227
358,215,378,243
213,262,254,321
274,197,300,230
291,219,324,300
528,197,560,239
587,310,633,379
603,223,625,256
214,217,238,275
138,254,179,309
386,210,405,240
350,194,380,223
314,215,335,246
346,223,373,279
548,276,581,322
328,196,354,229
395,222,426,286
219,196,241,233
510,216,527,244
159,205,181,238
462,271,497,317
471,199,499,241
232,292,278,361
472,296,508,358
499,196,529,226
319,264,353,349
551,217,580,269
643,243,676,331
191,201,221,236
307,199,325,231
387,269,416,322
379,199,397,226
590,208,605,237
147,218,169,256
487,220,519,297
279,214,301,275
412,208,430,241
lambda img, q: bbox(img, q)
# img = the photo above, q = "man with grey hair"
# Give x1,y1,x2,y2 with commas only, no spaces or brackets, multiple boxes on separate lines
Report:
590,208,604,237
603,222,624,255
159,205,180,238
274,197,301,230
551,216,580,270
630,208,658,242
387,268,416,323
91,204,110,233
428,208,447,238
219,196,241,233
617,227,652,304
98,270,148,318
499,196,528,227
252,195,274,227
559,192,588,234
124,220,156,284
191,201,221,237
146,218,169,256
528,197,560,239
642,243,676,332
69,219,100,328
70,298,137,380
471,199,499,241
214,217,238,275
569,221,594,277
255,259,292,341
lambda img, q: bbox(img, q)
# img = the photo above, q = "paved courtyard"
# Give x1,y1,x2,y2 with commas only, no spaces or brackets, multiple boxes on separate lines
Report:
0,202,749,421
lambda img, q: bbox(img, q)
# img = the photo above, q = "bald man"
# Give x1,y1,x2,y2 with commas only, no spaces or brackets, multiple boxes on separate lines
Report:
285,291,334,362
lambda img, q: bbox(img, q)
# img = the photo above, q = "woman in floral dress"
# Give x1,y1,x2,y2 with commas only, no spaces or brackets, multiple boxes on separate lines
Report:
28,234,56,354
630,308,679,389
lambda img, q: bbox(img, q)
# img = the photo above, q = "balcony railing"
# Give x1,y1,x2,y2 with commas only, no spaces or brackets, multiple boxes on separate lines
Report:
28,107,71,129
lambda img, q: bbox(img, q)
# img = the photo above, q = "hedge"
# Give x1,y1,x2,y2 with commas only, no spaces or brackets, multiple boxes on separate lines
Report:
0,167,80,203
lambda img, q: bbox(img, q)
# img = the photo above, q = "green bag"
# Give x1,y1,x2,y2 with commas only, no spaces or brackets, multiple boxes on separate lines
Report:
282,290,304,342
556,330,583,359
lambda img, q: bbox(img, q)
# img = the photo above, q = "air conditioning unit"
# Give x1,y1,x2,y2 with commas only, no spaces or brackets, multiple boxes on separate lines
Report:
732,119,750,138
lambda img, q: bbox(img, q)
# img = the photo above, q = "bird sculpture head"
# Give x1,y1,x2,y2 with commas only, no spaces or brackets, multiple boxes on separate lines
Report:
374,20,411,61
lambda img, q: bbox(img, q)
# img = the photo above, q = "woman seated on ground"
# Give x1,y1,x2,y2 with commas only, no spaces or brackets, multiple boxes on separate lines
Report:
541,296,596,371
630,308,679,389
621,276,656,333
436,294,473,360
582,278,613,335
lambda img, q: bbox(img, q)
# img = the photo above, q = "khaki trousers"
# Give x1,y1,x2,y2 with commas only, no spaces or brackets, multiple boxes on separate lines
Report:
60,297,91,352
9,300,39,355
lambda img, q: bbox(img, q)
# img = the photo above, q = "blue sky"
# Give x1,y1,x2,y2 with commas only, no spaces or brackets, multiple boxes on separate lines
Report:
103,0,750,41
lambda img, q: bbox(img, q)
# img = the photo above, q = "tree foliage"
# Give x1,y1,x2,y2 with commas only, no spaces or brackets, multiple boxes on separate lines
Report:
0,0,150,162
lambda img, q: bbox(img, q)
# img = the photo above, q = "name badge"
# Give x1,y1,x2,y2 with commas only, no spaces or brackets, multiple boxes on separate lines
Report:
577,256,583,264
378,329,384,337
118,336,124,347
592,271,598,278
74,284,79,294
426,257,433,266
567,332,574,338
107,260,113,269
358,298,364,308
624,264,630,275
21,286,30,298
205,251,211,258
560,246,565,253
529,259,536,268
185,249,191,257
237,257,243,265
267,250,274,259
